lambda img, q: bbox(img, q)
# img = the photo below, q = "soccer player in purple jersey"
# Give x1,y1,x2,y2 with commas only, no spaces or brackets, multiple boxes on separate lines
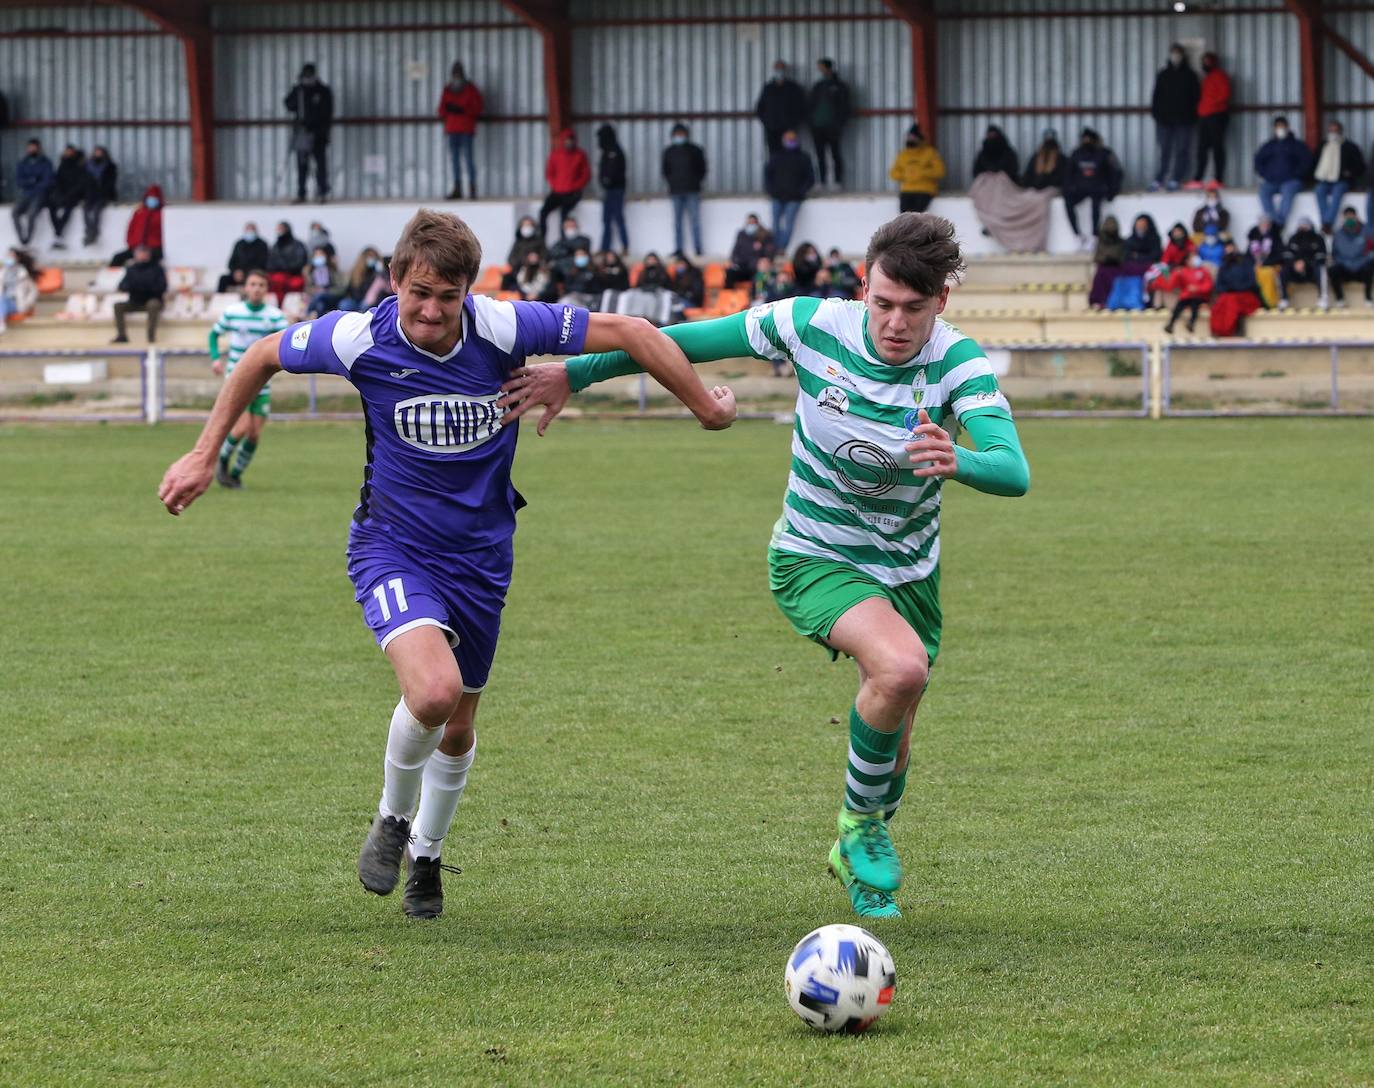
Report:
159,210,736,919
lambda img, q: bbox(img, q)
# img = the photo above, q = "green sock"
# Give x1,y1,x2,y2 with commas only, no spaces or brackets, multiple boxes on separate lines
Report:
883,764,908,822
218,434,241,467
231,437,257,478
844,705,901,815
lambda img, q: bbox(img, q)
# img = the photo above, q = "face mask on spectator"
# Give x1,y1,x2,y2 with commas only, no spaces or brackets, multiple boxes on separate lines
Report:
574,254,589,268
1188,256,1202,268
312,254,327,267
1344,217,1358,230
744,223,757,235
145,197,160,209
1327,130,1341,143
672,135,686,145
1205,195,1218,207
563,140,574,150
773,68,785,81
367,257,380,269
1274,126,1288,139
1169,51,1184,65
244,231,258,242
3,256,14,267
563,227,577,239
520,224,536,238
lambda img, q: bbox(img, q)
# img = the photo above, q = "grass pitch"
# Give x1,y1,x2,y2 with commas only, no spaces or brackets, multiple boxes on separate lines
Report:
2,417,1372,1087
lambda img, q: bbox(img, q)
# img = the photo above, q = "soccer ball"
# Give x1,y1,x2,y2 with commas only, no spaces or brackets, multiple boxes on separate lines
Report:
784,923,896,1033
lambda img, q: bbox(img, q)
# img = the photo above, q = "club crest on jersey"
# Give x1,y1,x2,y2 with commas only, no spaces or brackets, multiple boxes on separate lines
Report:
394,393,503,454
816,386,849,418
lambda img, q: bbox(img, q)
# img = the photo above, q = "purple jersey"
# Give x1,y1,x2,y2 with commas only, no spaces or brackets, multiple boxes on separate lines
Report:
279,294,589,553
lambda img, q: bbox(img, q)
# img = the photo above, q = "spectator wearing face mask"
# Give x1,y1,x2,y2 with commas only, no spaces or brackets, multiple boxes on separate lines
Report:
1063,128,1122,246
12,139,54,247
1247,215,1286,307
662,122,707,257
437,61,483,200
218,222,270,292
1329,207,1374,308
764,129,815,251
1197,224,1224,266
1210,241,1263,336
558,247,599,307
636,252,671,291
1161,222,1196,268
888,124,945,213
791,242,822,291
338,247,384,310
824,248,859,297
972,125,1019,181
48,144,86,250
667,252,704,308
1187,52,1232,187
111,244,166,343
1162,254,1214,334
1312,120,1367,234
594,251,629,293
1149,43,1200,192
596,123,629,255
539,129,591,243
109,184,164,266
1254,116,1312,229
1278,218,1328,310
305,246,344,316
307,220,335,259
502,216,546,291
750,255,776,305
726,213,775,288
514,251,552,303
1087,216,1125,310
547,216,592,279
808,58,850,190
1022,129,1067,191
285,62,333,204
1,247,38,323
81,145,117,247
1191,186,1230,236
265,221,307,304
755,60,807,157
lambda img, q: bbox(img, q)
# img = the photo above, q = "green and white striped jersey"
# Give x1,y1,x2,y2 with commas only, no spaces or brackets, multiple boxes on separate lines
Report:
745,296,1012,586
211,301,289,386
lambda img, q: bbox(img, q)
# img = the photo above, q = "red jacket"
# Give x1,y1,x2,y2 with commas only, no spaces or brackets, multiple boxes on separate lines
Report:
125,184,163,250
1162,239,1196,267
437,81,483,136
1198,69,1232,118
545,130,591,193
1167,265,1214,301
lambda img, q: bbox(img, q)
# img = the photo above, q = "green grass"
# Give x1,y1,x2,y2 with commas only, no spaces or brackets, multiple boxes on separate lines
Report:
1,418,1372,1087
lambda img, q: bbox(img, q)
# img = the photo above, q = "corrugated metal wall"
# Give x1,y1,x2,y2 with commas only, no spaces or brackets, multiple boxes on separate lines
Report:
936,5,1302,191
1323,11,1374,145
211,1,546,201
0,5,190,200
569,0,910,194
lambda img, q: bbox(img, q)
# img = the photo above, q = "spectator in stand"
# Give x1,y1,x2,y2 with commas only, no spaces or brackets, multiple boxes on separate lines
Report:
1149,43,1200,192
662,122,707,257
808,58,850,190
12,139,54,246
636,252,670,290
1210,240,1263,335
558,246,599,308
1063,128,1122,247
48,144,86,250
1188,52,1232,187
354,254,395,310
111,244,165,343
82,145,117,247
595,250,629,292
437,61,483,200
791,242,822,291
751,255,776,304
539,129,590,243
109,184,163,266
596,123,629,255
1120,215,1163,300
824,248,859,296
1254,116,1312,229
1368,137,1374,230
1329,206,1374,308
1247,215,1284,267
307,220,335,259
726,212,775,288
1197,224,1225,266
755,60,807,157
501,216,545,291
668,252,704,308
972,125,1019,180
218,222,270,292
1022,129,1067,190
1087,216,1125,309
547,215,591,280
1279,217,1328,309
888,123,945,213
1162,222,1196,267
1162,254,1214,333
305,246,343,316
809,267,849,300
337,247,383,310
285,62,333,204
1191,185,1230,236
765,129,815,251
1312,120,1367,234
766,266,797,304
514,251,551,302
1,247,38,322
265,221,307,304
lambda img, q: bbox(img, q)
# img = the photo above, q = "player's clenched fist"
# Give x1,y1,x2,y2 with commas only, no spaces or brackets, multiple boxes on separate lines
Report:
158,452,215,515
705,385,737,430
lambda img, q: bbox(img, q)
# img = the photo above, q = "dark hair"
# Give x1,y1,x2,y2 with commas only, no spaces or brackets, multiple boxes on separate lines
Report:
671,123,689,137
245,268,270,283
391,208,482,288
864,213,965,296
301,63,317,77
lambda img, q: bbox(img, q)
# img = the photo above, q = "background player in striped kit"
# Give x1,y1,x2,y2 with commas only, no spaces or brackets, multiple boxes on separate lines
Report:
500,213,1030,920
208,270,289,489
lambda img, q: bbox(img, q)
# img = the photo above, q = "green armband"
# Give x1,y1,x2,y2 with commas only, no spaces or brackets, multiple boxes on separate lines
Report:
566,312,759,393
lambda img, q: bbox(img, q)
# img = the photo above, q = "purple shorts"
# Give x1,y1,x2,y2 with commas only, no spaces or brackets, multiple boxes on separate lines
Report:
346,526,513,692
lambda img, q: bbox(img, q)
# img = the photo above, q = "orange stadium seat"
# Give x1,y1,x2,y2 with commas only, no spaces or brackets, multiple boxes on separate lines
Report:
476,265,505,292
34,267,63,294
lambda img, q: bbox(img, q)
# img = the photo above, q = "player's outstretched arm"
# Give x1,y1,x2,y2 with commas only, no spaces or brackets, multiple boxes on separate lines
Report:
498,313,756,435
157,332,285,515
904,409,1030,497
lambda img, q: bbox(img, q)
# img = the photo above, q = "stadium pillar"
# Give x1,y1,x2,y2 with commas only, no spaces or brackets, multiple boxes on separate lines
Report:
502,1,573,138
1285,0,1325,146
882,1,939,143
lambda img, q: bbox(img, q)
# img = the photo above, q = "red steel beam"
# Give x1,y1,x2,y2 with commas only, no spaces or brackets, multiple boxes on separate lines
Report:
502,1,572,138
1322,18,1374,81
1285,0,1326,144
883,0,938,139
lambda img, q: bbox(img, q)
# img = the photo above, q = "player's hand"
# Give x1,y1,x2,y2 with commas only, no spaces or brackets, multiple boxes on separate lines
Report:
904,409,958,479
498,362,571,437
211,359,224,376
702,385,736,430
158,451,215,516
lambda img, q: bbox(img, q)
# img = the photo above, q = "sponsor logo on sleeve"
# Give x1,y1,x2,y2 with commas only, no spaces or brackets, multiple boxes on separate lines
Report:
290,324,311,351
559,306,576,345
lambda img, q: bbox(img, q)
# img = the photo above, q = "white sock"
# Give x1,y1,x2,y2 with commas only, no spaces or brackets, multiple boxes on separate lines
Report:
378,699,444,821
411,740,475,860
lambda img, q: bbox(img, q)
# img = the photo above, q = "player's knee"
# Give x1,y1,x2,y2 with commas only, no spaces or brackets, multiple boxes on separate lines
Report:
871,654,928,707
406,680,463,729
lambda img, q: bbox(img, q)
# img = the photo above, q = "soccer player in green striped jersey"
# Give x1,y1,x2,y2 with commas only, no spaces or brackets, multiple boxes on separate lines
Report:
209,270,290,489
499,214,1030,920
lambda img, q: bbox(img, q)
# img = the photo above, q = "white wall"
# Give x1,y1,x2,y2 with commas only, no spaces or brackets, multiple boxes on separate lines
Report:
0,190,1332,274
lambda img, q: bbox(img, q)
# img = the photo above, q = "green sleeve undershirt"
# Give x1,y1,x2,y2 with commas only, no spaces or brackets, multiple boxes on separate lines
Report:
955,413,1030,497
208,328,221,362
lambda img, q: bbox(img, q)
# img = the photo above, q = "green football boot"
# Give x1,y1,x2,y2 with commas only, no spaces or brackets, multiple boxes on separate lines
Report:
836,807,903,892
828,839,902,919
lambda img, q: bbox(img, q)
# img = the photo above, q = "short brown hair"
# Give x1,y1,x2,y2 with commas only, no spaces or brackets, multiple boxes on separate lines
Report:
391,209,482,289
864,213,965,297
245,269,269,284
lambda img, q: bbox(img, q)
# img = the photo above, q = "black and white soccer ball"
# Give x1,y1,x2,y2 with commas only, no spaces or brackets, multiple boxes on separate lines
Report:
784,923,896,1033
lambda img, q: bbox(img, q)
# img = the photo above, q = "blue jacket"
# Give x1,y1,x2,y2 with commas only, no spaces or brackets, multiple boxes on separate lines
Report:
1215,257,1258,295
1331,225,1373,272
1254,136,1312,185
16,152,54,197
